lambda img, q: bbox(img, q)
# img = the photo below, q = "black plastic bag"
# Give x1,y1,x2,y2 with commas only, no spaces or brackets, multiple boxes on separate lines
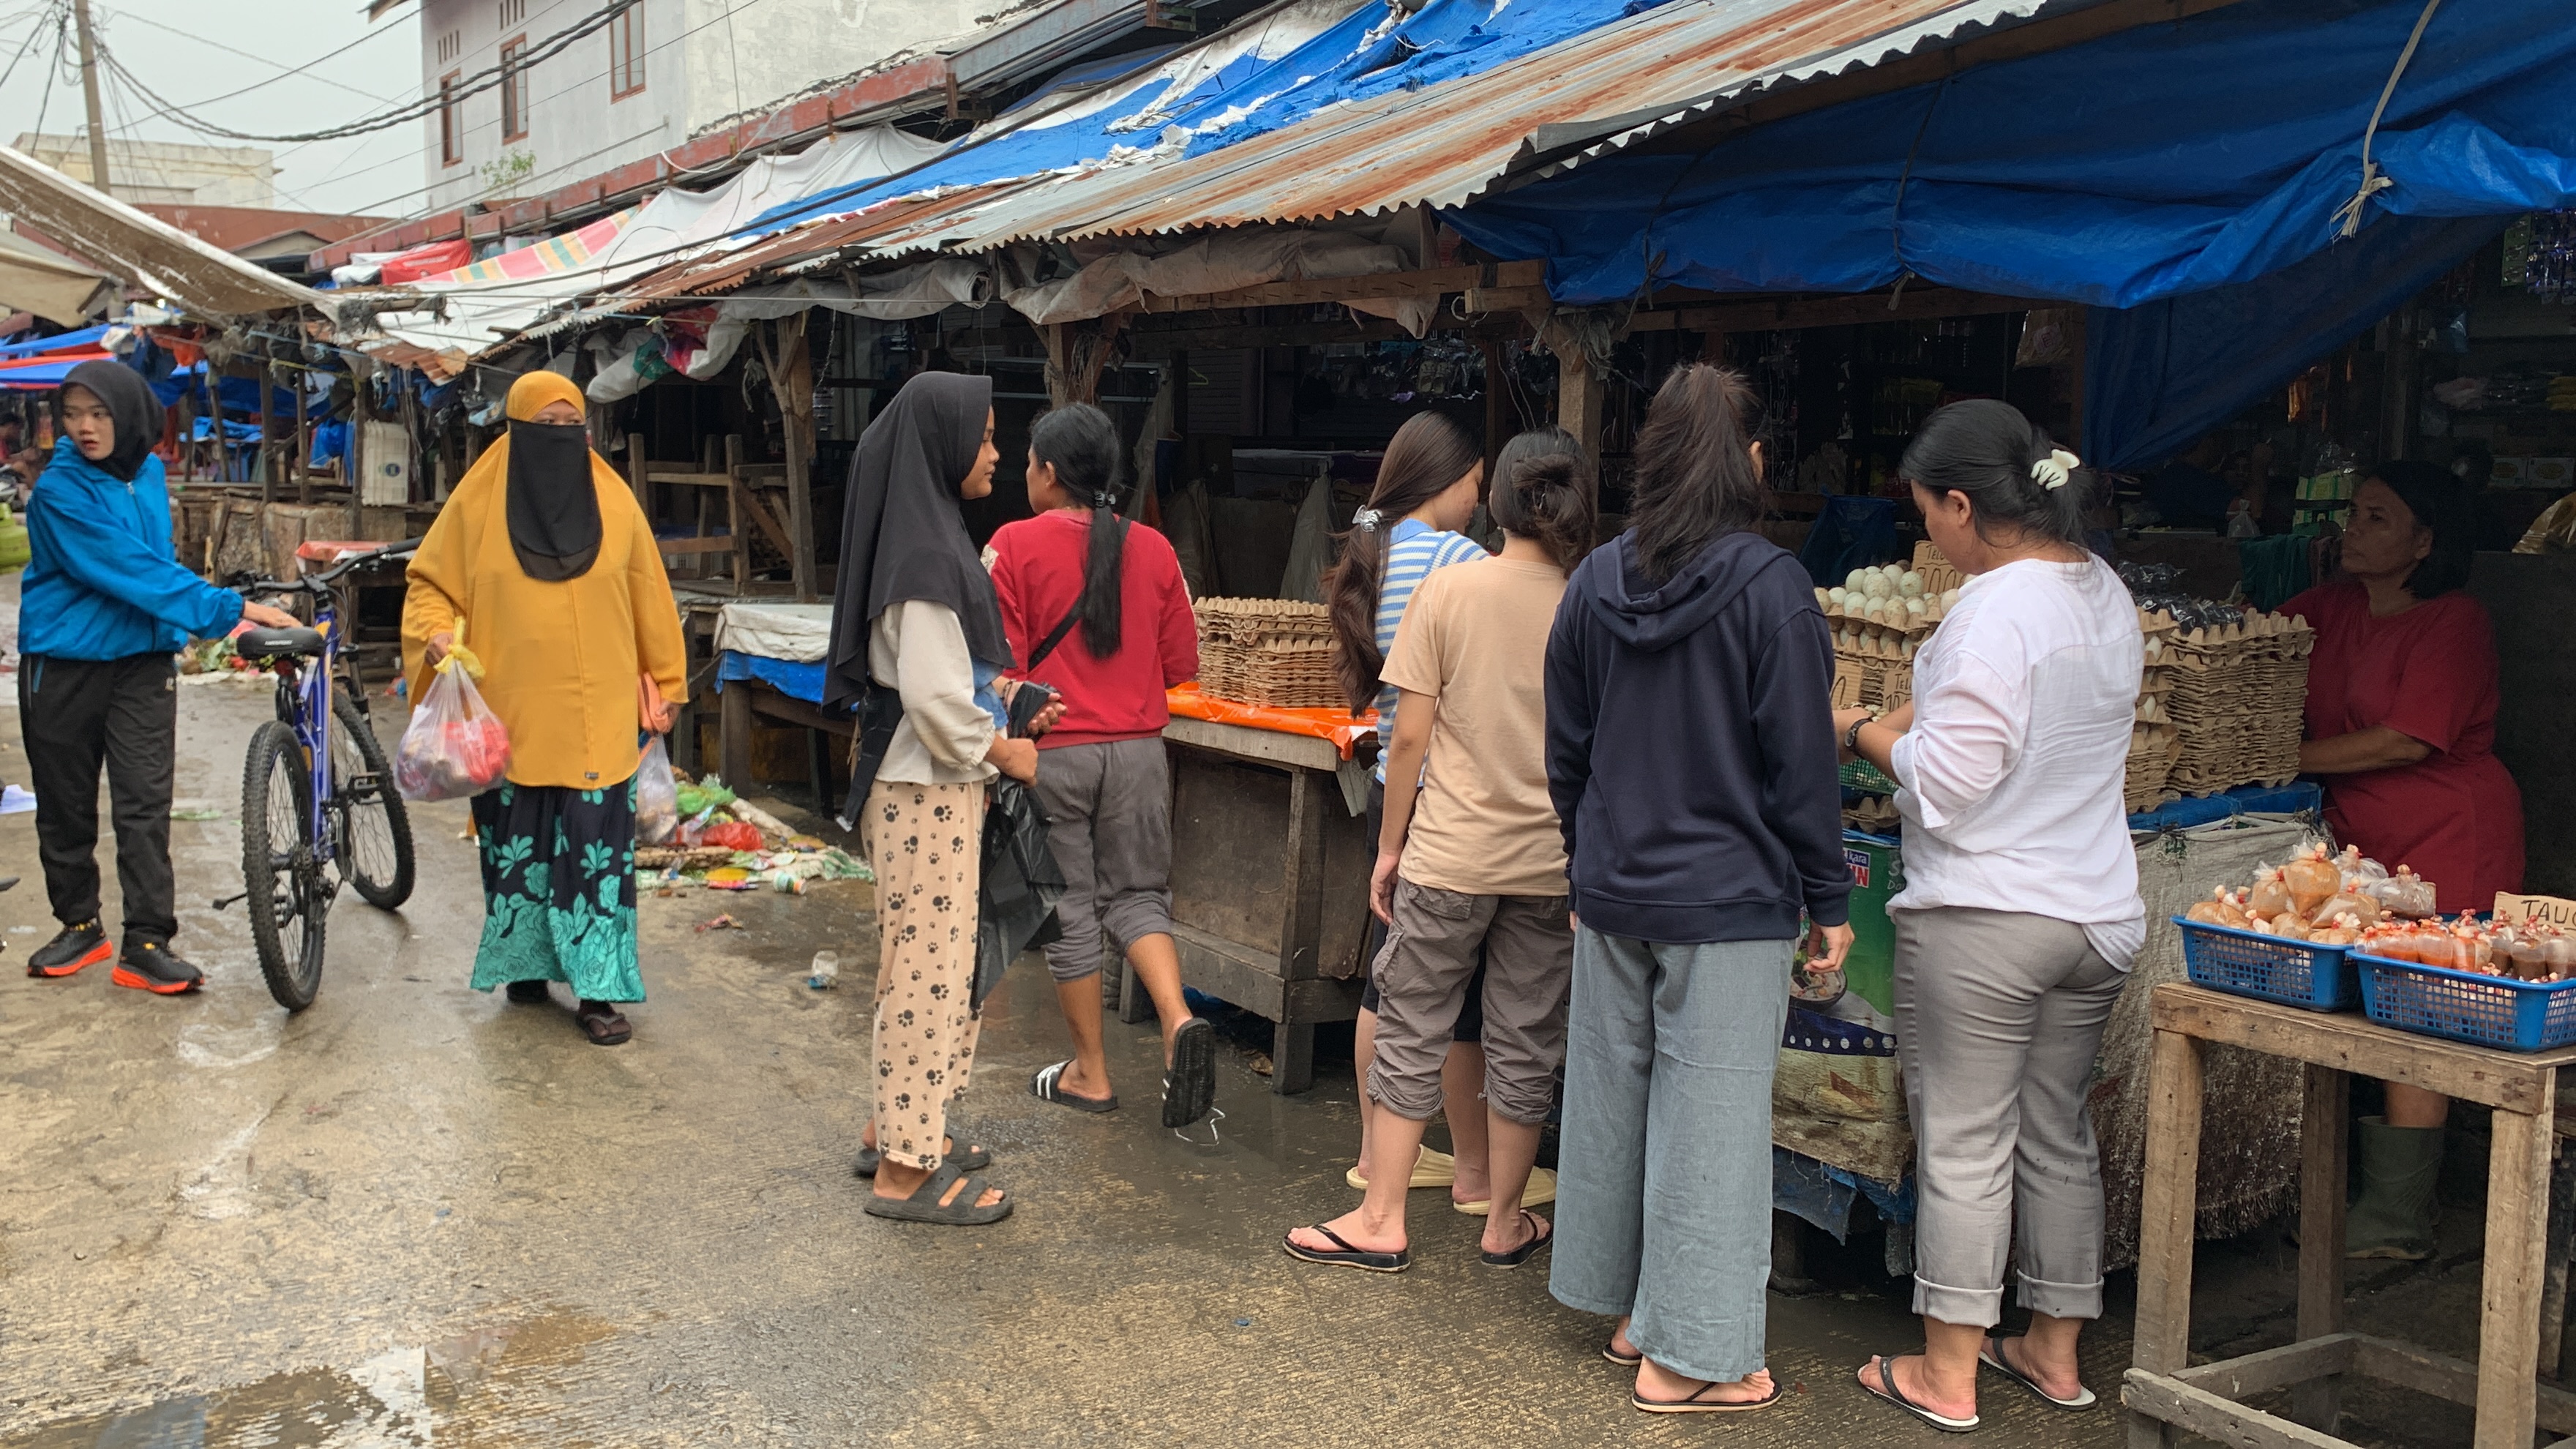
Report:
975,778,1065,1011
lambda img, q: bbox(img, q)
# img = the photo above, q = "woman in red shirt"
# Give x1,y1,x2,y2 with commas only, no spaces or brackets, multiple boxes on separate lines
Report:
2283,459,2522,1259
986,405,1213,1130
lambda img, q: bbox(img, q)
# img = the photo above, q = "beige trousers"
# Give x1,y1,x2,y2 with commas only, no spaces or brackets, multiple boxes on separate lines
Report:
863,776,986,1171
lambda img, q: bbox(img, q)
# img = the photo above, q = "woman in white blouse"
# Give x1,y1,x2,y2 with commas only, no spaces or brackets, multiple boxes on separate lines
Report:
1835,400,2143,1434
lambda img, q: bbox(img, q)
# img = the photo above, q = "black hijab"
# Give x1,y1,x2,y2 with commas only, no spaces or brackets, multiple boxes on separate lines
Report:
825,371,1009,709
503,419,603,581
56,359,162,483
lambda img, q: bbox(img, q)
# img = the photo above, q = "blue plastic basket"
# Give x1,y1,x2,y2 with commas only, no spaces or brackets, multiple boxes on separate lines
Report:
2355,953,2576,1052
2174,918,2357,1011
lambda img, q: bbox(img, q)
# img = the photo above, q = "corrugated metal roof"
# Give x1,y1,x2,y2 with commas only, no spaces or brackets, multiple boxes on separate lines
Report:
624,0,2108,302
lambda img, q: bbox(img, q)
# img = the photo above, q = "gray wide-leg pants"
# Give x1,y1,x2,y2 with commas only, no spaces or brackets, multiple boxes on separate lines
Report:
1550,927,1790,1383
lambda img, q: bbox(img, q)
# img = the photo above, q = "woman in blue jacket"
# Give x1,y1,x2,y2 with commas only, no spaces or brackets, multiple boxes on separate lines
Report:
20,361,296,994
1543,364,1853,1415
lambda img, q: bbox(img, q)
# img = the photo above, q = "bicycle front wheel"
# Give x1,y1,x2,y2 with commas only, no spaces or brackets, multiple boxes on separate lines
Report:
242,719,328,1011
330,695,415,909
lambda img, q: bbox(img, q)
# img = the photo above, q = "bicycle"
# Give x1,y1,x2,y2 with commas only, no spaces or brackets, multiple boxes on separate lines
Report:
225,539,421,1011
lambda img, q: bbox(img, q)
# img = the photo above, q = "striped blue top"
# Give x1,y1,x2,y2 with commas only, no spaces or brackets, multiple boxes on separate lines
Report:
1372,517,1489,782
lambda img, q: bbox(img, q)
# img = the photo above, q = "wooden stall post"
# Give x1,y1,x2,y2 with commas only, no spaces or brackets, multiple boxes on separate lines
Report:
764,313,818,600
624,430,646,501
724,433,751,594
203,367,225,482
2477,1073,2556,1447
2294,1063,2350,1431
256,362,275,504
2129,1025,2204,1449
293,368,310,503
1044,315,1128,407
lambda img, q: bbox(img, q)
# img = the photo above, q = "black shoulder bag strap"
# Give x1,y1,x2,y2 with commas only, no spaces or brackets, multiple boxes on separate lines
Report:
835,682,909,833
1025,606,1081,673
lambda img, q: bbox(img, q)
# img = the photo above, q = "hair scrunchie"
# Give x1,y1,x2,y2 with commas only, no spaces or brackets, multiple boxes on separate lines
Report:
1352,507,1385,531
2031,448,2082,491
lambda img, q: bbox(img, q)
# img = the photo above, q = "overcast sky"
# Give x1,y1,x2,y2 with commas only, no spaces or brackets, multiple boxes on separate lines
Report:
0,0,426,218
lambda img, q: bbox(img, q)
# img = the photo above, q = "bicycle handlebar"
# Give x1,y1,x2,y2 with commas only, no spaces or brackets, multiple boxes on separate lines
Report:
243,538,421,597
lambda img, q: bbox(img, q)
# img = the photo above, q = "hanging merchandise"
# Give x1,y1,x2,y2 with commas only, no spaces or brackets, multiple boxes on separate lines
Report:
2516,210,2576,303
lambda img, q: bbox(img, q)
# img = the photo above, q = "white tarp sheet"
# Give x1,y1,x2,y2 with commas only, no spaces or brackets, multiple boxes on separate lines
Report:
714,601,836,662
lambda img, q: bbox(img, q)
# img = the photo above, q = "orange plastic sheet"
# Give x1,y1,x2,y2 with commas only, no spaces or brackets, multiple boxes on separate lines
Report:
1167,684,1376,759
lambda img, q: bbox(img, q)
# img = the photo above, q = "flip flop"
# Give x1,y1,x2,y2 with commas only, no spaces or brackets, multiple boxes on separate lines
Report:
1603,1338,1644,1368
1862,1354,1980,1433
1281,1224,1409,1273
1344,1145,1457,1192
1030,1060,1118,1113
863,1163,1012,1226
1632,1375,1783,1415
853,1137,992,1178
1980,1336,2097,1409
1478,1210,1553,1268
1456,1166,1558,1216
574,1002,632,1046
1161,1017,1218,1128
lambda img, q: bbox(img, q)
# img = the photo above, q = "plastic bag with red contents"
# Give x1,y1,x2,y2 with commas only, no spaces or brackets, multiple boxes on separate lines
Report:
394,662,512,801
698,819,763,852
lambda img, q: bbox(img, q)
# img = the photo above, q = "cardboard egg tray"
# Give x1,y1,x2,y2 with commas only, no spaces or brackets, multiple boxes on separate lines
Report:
1193,597,1348,710
2150,610,2314,795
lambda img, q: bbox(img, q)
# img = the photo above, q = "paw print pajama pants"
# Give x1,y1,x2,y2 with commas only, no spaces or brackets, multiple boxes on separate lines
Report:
861,777,986,1171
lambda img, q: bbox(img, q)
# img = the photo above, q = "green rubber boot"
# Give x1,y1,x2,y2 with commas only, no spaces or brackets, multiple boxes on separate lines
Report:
2345,1116,2442,1261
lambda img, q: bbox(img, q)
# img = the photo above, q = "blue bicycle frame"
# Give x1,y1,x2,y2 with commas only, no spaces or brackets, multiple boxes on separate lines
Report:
269,598,340,877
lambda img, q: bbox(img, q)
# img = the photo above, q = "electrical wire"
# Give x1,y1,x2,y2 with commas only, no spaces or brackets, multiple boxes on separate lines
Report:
98,0,642,144
99,7,413,119
27,7,64,167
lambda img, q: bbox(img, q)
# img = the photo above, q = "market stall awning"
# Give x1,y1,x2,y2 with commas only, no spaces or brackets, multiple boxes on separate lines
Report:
0,144,325,320
0,228,113,326
346,124,946,377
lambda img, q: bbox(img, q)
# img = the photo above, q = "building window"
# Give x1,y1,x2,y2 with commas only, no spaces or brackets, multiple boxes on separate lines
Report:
499,35,528,141
439,70,463,165
609,4,645,100
436,29,460,64
496,0,524,24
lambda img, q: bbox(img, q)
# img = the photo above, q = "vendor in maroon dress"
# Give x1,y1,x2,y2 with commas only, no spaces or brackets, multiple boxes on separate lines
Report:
2283,459,2523,1261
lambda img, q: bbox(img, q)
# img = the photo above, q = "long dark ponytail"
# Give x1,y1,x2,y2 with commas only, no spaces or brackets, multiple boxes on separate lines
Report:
1030,403,1129,658
1322,411,1482,714
1489,427,1597,575
1628,364,1767,585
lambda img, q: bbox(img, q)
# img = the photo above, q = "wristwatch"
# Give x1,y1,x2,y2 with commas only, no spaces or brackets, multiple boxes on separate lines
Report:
1842,714,1871,753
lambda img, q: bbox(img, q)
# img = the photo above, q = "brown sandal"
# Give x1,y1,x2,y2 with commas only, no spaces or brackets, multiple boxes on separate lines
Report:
574,1000,632,1046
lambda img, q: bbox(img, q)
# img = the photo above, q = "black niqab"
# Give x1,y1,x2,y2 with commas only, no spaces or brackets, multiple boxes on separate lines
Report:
824,371,1008,709
503,419,603,582
56,359,162,483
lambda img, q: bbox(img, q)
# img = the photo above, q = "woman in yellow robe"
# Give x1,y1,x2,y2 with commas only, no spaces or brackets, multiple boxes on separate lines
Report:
402,370,685,1045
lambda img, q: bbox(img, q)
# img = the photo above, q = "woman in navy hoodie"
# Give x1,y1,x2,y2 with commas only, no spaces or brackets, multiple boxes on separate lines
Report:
1543,363,1852,1415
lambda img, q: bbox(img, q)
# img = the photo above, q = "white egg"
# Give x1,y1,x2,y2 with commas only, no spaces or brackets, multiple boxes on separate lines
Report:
1898,571,1925,597
1828,587,1849,606
1846,569,1870,591
1906,596,1928,615
1941,588,1961,608
1862,573,1894,600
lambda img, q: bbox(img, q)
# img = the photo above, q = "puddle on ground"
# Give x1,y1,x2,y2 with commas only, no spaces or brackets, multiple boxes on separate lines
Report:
7,1311,611,1448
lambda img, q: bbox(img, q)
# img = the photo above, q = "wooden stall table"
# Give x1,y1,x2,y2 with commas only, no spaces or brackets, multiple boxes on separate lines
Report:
2127,982,2576,1448
1150,688,1375,1095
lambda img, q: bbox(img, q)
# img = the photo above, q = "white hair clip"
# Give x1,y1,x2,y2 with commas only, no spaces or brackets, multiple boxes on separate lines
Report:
2032,448,2081,491
1352,507,1385,531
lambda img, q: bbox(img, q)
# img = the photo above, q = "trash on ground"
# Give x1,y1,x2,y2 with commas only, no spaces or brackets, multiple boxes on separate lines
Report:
703,867,755,890
0,785,34,815
694,913,744,932
169,806,224,821
807,951,839,989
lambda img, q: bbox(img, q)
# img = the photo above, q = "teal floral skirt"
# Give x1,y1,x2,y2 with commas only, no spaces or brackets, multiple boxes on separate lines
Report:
469,780,643,1003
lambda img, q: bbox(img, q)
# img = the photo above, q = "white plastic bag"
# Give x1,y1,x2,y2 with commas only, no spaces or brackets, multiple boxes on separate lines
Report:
634,736,678,844
394,662,512,802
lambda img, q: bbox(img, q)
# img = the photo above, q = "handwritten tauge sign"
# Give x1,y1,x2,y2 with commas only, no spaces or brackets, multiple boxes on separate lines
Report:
2494,894,2576,929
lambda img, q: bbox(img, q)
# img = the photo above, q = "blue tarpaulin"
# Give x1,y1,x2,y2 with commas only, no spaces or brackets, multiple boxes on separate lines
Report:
741,0,1650,241
2083,214,2504,470
1448,0,2576,311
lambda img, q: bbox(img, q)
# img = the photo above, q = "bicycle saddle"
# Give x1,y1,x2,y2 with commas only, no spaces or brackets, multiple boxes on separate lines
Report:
236,626,326,657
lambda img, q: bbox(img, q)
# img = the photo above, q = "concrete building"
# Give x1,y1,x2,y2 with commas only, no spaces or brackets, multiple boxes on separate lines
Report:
12,133,277,207
394,0,997,215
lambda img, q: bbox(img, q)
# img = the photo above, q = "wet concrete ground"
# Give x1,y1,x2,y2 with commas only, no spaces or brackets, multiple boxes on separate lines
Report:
0,680,2534,1447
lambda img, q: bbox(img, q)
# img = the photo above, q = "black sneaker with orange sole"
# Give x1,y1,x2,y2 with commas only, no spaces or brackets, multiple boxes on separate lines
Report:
112,941,203,995
27,920,108,978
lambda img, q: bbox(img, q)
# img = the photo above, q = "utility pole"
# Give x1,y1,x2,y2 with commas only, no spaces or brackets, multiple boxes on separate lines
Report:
72,0,111,197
